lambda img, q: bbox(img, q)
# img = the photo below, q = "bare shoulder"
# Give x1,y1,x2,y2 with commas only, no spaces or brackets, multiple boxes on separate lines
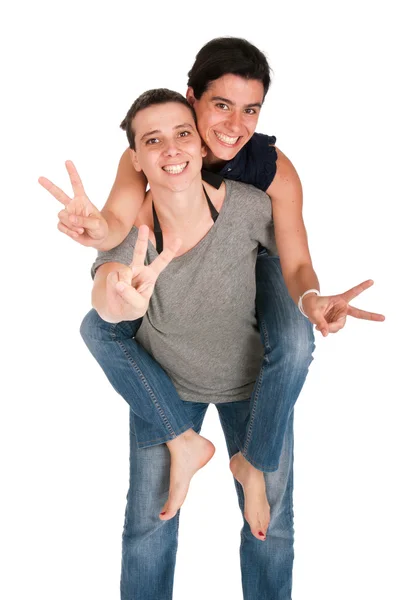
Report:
135,190,153,227
266,146,302,200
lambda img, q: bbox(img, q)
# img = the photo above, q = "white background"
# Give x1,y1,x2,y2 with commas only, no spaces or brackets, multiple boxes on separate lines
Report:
1,1,397,598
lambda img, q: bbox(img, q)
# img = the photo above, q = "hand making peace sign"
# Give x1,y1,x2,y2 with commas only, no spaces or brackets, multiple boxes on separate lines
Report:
105,225,182,322
301,280,385,336
38,160,109,248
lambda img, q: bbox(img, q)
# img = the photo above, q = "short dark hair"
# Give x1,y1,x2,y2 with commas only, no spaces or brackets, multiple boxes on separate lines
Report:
187,37,272,101
120,88,196,150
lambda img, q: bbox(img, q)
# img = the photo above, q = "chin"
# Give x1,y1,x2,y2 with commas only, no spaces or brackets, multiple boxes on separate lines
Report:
208,138,246,161
210,145,242,162
165,177,192,193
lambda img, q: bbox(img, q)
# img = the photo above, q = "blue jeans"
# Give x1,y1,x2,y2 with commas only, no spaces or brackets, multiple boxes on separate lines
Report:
121,401,295,600
80,254,314,471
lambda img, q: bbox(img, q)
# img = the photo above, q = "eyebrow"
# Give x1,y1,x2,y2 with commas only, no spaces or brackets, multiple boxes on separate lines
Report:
210,96,262,109
140,123,195,141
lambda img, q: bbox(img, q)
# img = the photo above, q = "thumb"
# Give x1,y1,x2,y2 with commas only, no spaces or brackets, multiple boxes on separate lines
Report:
314,314,329,337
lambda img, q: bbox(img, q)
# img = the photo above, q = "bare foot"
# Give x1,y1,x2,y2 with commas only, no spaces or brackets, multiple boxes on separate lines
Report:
160,429,215,520
230,452,270,541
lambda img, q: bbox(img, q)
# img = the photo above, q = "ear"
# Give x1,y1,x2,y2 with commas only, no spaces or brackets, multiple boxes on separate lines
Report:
129,148,142,172
201,143,207,159
186,87,196,106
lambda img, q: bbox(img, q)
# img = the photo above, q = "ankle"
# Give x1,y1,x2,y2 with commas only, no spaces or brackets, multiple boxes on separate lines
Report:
166,428,196,449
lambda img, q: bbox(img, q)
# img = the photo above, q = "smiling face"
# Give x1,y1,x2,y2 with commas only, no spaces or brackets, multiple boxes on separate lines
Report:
187,74,264,165
130,102,206,192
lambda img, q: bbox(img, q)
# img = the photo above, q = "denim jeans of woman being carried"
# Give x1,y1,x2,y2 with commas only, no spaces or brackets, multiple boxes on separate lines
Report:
80,253,314,471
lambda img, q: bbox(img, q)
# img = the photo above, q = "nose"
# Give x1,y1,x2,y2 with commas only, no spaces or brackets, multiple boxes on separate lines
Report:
163,139,181,157
225,111,242,133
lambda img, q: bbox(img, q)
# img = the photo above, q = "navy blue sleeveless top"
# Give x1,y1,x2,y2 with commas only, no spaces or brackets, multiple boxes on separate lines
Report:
218,133,277,192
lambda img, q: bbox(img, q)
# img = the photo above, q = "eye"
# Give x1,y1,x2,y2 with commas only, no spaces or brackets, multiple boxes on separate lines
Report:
244,108,257,115
146,137,160,145
178,130,191,138
215,103,229,111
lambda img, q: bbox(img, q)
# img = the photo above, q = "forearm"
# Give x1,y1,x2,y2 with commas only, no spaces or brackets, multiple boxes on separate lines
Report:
268,146,321,308
95,211,130,252
283,263,320,306
96,149,147,251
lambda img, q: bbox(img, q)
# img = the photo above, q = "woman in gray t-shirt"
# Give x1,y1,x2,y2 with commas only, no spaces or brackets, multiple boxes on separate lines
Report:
41,89,384,600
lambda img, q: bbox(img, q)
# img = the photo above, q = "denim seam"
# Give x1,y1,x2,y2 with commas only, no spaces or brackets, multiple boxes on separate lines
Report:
242,361,264,456
243,312,271,456
117,339,176,435
287,475,294,523
108,322,178,439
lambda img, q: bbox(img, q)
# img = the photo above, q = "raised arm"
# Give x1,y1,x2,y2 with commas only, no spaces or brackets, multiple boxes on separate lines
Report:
100,148,147,250
267,148,384,335
266,147,319,305
39,149,147,252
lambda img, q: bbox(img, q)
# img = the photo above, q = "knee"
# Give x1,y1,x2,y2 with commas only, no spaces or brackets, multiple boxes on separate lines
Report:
79,309,141,344
79,308,110,344
261,316,315,371
122,493,177,550
121,512,177,596
267,500,294,541
282,316,315,369
266,477,294,541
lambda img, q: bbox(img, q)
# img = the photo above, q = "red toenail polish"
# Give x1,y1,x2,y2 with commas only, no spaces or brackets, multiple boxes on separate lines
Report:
160,512,166,515
259,531,265,536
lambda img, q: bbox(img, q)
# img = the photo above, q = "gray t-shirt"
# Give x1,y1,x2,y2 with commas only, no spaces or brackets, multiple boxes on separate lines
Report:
91,179,277,404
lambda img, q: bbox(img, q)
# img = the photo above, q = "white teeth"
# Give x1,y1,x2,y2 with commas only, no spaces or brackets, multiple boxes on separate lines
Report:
162,162,188,174
215,131,240,145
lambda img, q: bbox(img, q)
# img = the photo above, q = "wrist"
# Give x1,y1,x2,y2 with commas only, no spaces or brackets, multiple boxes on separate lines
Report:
91,236,111,251
90,222,110,251
94,308,122,324
298,289,320,318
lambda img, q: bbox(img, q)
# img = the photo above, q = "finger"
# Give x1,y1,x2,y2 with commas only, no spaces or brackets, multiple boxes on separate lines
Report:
137,281,156,302
130,225,149,268
311,308,330,335
107,270,130,288
328,318,346,333
65,160,86,197
117,267,134,286
38,176,72,206
107,271,118,285
319,324,329,337
115,281,145,310
68,214,101,231
347,305,385,322
313,318,329,337
340,279,374,303
57,221,80,239
58,210,85,234
149,237,182,277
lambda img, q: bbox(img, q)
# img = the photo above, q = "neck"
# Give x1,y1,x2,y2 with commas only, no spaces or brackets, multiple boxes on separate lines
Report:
150,176,208,232
202,150,227,171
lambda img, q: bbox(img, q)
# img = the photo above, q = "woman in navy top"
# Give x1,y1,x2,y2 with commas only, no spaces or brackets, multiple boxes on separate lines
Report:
39,39,384,600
